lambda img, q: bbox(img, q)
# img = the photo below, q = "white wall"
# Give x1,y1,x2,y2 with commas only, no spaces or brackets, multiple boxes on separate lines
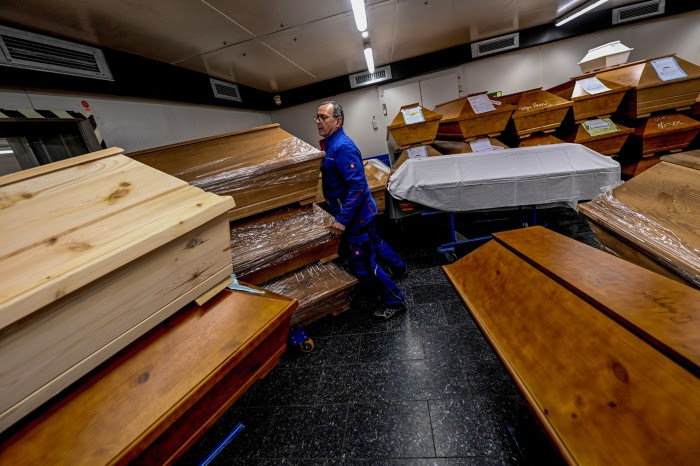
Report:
271,10,700,158
0,89,272,153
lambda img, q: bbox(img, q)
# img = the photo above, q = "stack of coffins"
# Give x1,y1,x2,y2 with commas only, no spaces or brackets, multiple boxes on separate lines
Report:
433,93,516,141
0,147,235,433
548,75,630,122
562,118,633,156
0,286,297,464
263,262,357,329
578,150,699,288
503,88,573,138
517,133,564,147
443,226,700,466
364,159,390,213
596,55,700,119
230,203,339,285
130,124,325,221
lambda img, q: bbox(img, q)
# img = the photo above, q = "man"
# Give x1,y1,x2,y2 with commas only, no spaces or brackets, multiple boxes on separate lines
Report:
315,100,407,320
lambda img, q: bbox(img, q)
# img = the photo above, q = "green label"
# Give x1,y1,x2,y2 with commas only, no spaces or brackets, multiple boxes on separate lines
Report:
583,118,620,137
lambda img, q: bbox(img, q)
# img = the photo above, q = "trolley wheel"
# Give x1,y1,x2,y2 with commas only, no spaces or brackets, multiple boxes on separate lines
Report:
444,252,458,263
300,338,315,353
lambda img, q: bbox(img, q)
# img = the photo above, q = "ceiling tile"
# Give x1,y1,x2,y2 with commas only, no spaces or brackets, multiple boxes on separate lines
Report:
0,0,252,63
177,39,316,92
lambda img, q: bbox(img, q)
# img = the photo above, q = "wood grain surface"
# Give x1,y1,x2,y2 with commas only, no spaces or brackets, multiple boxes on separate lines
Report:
0,287,296,466
443,227,700,466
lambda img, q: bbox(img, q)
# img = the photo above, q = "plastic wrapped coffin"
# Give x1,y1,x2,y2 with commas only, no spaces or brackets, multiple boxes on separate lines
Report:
130,124,325,221
443,226,700,466
579,151,700,288
230,203,340,284
0,148,234,433
262,261,357,329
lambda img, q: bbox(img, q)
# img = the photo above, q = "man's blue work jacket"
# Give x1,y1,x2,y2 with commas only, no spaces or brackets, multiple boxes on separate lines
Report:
321,127,377,231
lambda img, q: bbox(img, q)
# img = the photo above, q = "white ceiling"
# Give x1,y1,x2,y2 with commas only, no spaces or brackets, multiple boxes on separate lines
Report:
0,0,642,92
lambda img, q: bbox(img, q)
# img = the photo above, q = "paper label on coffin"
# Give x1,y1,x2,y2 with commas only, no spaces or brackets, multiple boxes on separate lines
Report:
584,118,620,136
651,56,688,82
578,77,611,95
407,145,429,159
467,94,496,114
469,137,494,152
402,106,425,125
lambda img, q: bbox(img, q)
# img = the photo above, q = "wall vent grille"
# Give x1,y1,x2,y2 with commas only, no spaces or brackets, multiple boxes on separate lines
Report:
471,33,519,58
613,0,665,24
349,65,392,89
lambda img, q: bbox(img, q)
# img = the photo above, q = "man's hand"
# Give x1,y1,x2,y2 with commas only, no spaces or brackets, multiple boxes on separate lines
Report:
327,218,346,236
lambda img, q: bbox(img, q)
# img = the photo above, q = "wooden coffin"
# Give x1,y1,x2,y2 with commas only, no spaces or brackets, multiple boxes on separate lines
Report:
505,88,573,137
433,94,516,141
0,148,234,433
130,124,325,221
633,113,700,156
517,133,564,147
443,226,700,466
548,77,630,123
563,119,633,156
579,152,699,287
596,55,700,118
387,104,442,149
230,203,339,284
432,138,509,154
0,286,296,466
262,261,357,329
364,160,390,214
392,143,443,171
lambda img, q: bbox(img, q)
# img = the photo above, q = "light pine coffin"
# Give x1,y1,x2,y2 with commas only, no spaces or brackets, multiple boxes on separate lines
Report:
433,94,516,141
0,148,235,433
364,160,390,214
548,77,630,123
443,226,700,466
0,286,296,466
130,124,325,221
579,151,700,288
632,113,700,156
516,133,564,147
504,89,573,138
387,104,442,149
595,55,700,119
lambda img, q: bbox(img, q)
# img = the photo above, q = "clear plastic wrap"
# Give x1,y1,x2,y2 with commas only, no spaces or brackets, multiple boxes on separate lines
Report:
580,188,700,288
262,261,357,328
131,125,325,197
363,159,389,192
230,203,339,281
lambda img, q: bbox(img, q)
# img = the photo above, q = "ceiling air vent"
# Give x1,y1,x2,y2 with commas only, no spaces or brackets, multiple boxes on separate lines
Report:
349,65,392,89
0,25,112,80
613,0,665,24
210,78,242,102
471,33,519,58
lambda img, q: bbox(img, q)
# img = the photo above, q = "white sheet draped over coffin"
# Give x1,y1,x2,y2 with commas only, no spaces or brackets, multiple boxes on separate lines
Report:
387,143,620,211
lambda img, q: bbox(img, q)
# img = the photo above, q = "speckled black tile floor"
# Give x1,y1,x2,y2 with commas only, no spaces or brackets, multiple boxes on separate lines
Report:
177,207,596,466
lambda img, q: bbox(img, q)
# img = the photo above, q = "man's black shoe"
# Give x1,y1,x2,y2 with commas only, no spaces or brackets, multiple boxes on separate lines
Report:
373,304,407,320
386,265,408,280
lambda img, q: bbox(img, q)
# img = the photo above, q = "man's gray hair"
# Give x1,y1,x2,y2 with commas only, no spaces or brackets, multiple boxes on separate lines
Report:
322,100,344,125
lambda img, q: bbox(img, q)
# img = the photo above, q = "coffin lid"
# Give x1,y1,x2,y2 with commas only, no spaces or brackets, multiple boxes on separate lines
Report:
432,93,516,123
547,77,631,100
392,143,443,170
636,113,700,137
593,55,700,90
510,89,572,116
387,103,442,130
518,133,564,147
572,120,633,143
0,148,235,331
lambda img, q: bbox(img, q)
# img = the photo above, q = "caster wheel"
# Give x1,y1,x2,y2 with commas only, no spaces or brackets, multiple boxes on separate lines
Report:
300,338,315,353
444,252,457,263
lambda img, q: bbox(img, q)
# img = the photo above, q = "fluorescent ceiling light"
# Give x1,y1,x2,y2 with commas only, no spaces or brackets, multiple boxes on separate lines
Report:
351,0,367,32
555,0,609,26
363,43,375,73
361,30,369,39
0,150,13,155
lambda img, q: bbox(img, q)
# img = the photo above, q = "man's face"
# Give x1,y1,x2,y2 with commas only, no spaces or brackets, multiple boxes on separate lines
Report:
316,103,341,138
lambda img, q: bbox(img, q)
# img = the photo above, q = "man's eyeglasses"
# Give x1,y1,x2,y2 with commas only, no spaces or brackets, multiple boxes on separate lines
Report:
313,114,333,122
